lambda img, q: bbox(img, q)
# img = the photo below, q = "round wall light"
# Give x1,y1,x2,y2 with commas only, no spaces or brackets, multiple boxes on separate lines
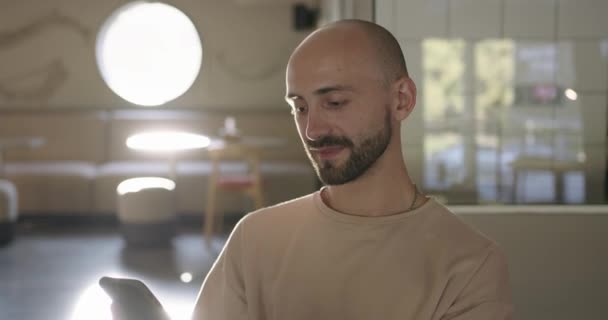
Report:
96,1,202,106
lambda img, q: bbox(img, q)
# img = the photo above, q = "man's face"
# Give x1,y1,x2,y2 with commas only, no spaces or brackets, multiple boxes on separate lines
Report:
285,33,394,185
303,111,392,185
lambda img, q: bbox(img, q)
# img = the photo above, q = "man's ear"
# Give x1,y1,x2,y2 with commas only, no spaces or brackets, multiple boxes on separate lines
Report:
393,77,417,121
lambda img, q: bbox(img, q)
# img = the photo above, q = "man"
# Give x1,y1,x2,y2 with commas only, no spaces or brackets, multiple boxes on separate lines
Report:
192,19,513,319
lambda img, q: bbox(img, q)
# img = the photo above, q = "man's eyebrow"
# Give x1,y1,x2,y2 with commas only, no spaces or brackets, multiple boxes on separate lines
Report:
285,85,355,101
314,85,354,95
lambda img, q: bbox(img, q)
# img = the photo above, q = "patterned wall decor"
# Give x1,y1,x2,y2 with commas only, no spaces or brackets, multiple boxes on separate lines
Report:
0,10,90,101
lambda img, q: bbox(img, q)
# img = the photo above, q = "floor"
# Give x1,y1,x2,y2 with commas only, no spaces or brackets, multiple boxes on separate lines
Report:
0,222,229,320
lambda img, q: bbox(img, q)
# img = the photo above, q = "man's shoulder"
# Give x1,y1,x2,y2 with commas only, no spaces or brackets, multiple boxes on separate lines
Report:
424,202,512,309
425,200,500,254
240,191,317,225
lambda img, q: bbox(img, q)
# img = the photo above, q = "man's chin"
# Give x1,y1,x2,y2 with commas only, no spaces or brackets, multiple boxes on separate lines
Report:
318,171,352,186
309,155,352,185
316,163,353,185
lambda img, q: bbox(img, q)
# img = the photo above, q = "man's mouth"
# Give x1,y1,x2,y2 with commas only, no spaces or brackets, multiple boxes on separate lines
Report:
309,146,345,160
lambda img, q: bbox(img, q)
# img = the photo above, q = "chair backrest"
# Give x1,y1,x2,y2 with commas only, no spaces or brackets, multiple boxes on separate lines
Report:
207,142,261,178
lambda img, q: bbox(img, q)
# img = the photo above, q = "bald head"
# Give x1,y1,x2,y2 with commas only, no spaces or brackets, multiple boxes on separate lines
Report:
289,19,409,86
286,20,418,186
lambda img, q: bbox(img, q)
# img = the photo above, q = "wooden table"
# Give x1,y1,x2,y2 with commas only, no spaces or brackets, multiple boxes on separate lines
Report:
510,155,585,203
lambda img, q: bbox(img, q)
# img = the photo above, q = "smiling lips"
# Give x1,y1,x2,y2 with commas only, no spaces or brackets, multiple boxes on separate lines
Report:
310,146,345,160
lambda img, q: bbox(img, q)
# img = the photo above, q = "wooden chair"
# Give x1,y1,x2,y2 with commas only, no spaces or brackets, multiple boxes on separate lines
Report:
204,141,263,245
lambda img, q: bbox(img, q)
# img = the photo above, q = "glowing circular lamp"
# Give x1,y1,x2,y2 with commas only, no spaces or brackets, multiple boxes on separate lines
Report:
96,1,202,106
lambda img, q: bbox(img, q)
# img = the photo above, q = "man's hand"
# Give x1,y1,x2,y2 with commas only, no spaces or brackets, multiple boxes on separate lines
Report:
99,277,170,320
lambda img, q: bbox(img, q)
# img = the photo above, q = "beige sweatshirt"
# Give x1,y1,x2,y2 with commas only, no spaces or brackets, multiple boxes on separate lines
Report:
193,190,513,320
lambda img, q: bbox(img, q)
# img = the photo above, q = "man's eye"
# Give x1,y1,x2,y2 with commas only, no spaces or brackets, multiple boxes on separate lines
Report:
327,100,346,107
291,106,307,115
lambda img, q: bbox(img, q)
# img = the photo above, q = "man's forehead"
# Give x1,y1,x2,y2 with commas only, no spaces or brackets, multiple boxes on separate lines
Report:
286,61,356,98
286,54,381,95
287,56,347,81
287,41,375,80
285,25,386,98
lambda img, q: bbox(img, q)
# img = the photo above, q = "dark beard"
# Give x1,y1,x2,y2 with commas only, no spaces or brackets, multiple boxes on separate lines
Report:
306,112,392,185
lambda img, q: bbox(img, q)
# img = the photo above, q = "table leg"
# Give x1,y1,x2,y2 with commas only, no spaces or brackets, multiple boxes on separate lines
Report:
513,170,518,203
555,172,565,203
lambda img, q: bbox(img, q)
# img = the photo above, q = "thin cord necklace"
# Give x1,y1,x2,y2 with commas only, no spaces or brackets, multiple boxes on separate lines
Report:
406,184,419,212
321,184,423,216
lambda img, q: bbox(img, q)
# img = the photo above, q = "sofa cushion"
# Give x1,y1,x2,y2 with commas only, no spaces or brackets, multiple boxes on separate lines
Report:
4,161,96,214
0,180,18,222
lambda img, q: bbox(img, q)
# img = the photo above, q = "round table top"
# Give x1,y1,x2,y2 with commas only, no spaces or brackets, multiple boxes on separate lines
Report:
126,131,210,152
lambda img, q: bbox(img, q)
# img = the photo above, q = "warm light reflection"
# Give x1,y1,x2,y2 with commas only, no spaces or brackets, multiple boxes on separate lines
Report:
180,272,193,283
565,88,578,101
71,284,113,320
577,151,586,162
96,1,202,106
117,177,176,195
163,297,195,320
126,131,211,151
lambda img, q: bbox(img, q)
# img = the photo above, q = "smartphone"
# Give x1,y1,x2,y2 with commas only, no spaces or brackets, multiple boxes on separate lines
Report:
99,276,170,320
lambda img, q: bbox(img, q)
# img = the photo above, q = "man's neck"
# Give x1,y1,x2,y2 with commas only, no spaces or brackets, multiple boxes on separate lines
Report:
321,160,421,217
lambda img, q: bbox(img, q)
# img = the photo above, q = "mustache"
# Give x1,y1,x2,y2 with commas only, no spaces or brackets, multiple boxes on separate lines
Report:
307,136,354,149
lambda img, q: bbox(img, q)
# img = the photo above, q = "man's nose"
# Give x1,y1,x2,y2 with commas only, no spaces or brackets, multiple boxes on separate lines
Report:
305,108,331,141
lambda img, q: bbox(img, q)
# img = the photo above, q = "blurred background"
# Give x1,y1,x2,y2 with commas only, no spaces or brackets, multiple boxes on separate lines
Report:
0,0,606,319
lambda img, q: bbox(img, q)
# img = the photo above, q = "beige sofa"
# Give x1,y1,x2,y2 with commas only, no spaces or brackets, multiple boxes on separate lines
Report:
0,179,18,244
0,109,317,216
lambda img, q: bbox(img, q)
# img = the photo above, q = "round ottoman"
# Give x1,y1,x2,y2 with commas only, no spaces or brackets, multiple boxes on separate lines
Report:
0,179,18,246
116,177,177,247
